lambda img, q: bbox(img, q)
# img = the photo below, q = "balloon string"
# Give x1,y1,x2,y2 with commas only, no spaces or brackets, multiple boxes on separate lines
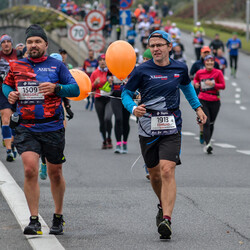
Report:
86,92,140,101
130,154,142,178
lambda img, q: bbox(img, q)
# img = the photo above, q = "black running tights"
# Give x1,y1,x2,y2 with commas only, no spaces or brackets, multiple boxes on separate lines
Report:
199,99,221,144
111,98,130,142
94,96,113,141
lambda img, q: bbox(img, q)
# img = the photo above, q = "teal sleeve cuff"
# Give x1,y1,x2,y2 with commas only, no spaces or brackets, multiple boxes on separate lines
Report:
58,84,80,98
121,89,137,114
2,84,15,99
180,82,201,110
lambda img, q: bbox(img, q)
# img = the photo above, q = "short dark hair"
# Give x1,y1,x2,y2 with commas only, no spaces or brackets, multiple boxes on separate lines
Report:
59,48,67,54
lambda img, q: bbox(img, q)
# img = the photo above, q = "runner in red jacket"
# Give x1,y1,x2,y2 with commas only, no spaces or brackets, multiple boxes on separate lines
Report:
194,55,225,154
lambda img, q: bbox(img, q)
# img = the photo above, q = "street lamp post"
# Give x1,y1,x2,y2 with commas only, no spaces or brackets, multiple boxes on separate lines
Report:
247,0,250,42
194,0,198,25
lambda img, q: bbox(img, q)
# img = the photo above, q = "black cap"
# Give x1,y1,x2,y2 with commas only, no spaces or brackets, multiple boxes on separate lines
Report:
25,24,48,42
59,48,67,54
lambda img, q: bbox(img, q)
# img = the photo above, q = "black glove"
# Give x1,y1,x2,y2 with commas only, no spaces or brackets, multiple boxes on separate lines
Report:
65,106,74,120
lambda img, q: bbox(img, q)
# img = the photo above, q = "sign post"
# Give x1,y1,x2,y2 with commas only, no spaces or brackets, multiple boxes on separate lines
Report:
69,24,88,66
85,10,106,32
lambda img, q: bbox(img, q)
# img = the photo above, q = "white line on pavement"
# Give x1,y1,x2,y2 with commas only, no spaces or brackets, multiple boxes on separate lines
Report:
213,143,236,148
235,88,241,92
0,161,65,250
235,93,240,98
235,100,241,104
236,150,250,155
231,82,237,87
240,106,247,110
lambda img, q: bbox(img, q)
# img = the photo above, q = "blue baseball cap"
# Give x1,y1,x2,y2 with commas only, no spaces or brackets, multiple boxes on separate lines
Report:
50,53,62,61
148,30,172,43
204,55,214,61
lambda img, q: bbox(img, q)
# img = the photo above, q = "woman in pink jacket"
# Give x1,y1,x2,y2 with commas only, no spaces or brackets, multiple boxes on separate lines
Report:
194,55,226,154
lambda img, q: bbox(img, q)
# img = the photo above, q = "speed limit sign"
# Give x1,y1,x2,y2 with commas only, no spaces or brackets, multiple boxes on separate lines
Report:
69,24,88,42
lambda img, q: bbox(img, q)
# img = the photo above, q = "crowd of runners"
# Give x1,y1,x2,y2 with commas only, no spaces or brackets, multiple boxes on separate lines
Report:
0,0,244,241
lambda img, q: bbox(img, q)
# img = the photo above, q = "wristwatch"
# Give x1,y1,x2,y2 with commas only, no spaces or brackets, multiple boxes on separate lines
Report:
54,84,61,95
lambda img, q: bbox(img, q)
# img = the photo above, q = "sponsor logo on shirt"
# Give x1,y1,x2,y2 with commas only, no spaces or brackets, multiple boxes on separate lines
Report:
150,75,168,80
174,74,180,78
37,68,56,72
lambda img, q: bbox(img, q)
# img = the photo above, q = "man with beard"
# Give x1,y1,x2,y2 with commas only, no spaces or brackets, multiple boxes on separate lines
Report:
3,24,80,235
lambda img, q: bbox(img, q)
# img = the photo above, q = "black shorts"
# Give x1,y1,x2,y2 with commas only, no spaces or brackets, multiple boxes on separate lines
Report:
139,132,181,168
14,126,66,164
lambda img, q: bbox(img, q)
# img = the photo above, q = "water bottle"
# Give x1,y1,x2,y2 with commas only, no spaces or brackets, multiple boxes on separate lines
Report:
10,112,20,129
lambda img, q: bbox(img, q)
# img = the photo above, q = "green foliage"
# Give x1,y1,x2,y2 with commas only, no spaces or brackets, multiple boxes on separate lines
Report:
0,5,67,32
0,0,8,11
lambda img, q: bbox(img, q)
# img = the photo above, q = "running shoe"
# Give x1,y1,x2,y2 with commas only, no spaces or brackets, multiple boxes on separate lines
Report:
11,143,17,159
23,216,43,235
49,214,65,235
156,204,163,227
114,145,122,154
203,143,213,154
102,141,107,149
158,219,172,240
106,138,113,149
39,162,47,180
6,150,14,162
143,164,150,180
199,132,204,144
122,143,128,154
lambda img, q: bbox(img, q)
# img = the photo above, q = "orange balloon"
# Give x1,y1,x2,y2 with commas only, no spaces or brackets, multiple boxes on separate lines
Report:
105,40,136,81
68,69,92,101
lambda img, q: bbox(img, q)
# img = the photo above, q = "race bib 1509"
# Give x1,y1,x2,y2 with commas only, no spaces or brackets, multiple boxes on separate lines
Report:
18,81,44,105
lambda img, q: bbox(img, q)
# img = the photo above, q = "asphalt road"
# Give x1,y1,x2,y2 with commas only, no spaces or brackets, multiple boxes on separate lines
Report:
0,30,250,250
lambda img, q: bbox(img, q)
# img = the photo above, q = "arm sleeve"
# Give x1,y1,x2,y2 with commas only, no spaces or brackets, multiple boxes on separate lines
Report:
2,84,15,99
180,82,201,110
193,71,200,84
57,63,80,97
214,71,226,90
121,89,137,114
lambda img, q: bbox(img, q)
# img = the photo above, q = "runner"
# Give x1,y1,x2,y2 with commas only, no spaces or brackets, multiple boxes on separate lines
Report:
39,53,74,181
193,55,225,154
226,32,241,78
0,34,22,161
110,75,130,154
215,48,227,75
190,45,220,144
90,54,113,149
3,24,80,235
121,30,206,240
209,33,224,56
82,50,98,111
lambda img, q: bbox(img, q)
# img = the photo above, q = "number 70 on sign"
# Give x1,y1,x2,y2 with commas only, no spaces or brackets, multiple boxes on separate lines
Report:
69,24,88,42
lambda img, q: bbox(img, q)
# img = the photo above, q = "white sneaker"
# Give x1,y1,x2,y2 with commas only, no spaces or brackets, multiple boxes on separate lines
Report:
203,143,213,154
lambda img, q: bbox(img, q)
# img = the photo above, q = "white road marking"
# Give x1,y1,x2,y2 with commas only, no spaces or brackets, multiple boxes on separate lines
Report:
213,143,236,148
224,76,229,81
235,88,241,92
240,106,247,110
236,150,250,155
231,82,237,87
235,100,241,104
182,131,196,136
0,161,65,250
235,93,240,98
